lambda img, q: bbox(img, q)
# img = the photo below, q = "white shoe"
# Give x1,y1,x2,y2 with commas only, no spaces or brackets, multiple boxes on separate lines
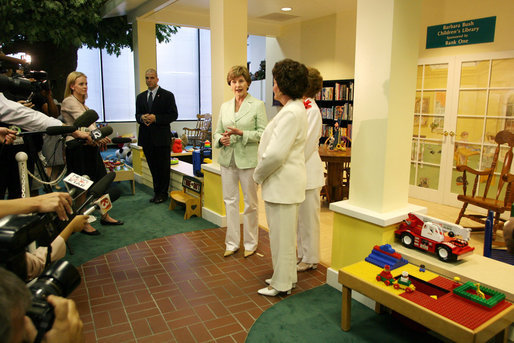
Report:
265,279,296,288
258,286,291,296
297,262,317,272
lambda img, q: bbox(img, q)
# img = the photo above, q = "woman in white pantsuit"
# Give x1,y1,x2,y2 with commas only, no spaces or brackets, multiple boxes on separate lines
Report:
297,67,325,272
253,59,309,296
214,66,267,258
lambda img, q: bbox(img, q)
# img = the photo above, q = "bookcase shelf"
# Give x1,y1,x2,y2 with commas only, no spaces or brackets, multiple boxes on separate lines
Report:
315,79,354,146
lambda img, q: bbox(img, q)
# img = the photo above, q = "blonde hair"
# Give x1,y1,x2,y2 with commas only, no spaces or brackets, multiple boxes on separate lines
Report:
64,71,87,99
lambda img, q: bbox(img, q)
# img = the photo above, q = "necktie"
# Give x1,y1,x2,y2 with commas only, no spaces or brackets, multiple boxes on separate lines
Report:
148,91,153,111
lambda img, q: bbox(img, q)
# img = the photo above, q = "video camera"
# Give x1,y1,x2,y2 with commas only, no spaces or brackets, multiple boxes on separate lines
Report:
0,171,117,340
0,53,51,99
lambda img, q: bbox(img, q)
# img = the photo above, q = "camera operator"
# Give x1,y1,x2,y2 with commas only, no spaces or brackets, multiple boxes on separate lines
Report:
0,90,92,199
0,266,83,343
0,193,88,280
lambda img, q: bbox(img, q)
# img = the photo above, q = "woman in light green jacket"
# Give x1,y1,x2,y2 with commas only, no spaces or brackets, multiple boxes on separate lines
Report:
213,66,268,258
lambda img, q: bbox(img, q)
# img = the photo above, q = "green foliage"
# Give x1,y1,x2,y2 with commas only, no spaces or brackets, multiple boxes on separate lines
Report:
0,0,179,55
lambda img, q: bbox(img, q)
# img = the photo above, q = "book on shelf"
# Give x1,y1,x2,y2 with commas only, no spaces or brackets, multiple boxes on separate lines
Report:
334,82,354,101
334,106,344,121
321,87,334,101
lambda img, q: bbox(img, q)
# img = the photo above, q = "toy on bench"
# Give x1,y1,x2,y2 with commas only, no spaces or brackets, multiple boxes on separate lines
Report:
169,175,202,219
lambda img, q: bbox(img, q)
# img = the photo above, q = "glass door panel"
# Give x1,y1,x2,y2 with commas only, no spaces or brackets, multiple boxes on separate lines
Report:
452,57,514,202
410,63,448,193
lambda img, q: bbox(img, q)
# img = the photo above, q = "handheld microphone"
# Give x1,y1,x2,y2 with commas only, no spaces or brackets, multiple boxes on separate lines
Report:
66,126,113,149
83,187,121,216
73,109,99,128
111,137,136,144
16,125,78,136
75,172,116,214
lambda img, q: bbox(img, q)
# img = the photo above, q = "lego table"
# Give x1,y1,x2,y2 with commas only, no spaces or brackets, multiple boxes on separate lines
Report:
338,261,514,343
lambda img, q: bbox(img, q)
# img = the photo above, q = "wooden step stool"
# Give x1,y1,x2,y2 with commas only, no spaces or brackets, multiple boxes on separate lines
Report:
169,175,202,219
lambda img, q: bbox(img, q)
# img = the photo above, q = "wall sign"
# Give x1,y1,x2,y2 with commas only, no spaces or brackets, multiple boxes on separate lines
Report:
426,16,496,49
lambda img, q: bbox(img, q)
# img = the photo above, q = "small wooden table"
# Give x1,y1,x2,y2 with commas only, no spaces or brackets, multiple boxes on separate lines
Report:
319,147,351,202
339,261,514,343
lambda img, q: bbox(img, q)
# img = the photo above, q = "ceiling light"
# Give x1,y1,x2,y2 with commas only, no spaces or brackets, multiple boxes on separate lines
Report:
281,7,292,12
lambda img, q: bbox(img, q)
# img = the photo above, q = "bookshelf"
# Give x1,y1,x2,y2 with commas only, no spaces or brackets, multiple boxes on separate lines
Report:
315,79,354,146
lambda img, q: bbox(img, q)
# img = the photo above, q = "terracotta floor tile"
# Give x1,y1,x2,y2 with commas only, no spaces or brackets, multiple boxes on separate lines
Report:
69,227,327,343
209,322,244,339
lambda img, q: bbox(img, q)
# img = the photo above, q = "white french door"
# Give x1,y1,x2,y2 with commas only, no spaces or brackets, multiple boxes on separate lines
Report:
409,51,514,207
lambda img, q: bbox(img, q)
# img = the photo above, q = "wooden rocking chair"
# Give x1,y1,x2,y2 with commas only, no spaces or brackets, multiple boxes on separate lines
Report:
183,114,212,148
455,130,514,241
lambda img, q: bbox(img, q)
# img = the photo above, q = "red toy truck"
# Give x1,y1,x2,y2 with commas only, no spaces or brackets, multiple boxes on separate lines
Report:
395,213,474,262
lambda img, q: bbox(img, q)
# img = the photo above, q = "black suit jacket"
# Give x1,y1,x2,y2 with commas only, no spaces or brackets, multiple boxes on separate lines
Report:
135,87,178,147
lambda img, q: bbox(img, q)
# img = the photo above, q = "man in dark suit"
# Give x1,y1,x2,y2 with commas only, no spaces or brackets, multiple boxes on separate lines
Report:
135,68,178,203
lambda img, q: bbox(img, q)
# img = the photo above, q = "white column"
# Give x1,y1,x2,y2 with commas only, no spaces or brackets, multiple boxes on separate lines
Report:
348,0,422,213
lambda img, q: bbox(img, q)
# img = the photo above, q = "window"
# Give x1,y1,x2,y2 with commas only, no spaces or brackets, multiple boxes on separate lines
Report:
77,47,135,122
76,28,265,122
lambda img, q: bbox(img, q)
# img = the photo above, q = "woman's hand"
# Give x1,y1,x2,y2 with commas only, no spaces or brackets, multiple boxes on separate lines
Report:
226,127,243,136
220,132,231,146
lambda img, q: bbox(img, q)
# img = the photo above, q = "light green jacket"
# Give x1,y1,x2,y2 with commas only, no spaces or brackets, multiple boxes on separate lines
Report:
214,94,267,169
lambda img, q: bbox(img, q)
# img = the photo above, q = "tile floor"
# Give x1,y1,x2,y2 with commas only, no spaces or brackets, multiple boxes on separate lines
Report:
70,227,326,342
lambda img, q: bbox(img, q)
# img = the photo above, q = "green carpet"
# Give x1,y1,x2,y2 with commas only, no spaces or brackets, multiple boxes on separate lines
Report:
63,181,217,266
246,284,442,343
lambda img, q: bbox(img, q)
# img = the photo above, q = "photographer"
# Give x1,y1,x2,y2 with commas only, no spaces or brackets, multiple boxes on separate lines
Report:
0,266,83,343
0,193,88,280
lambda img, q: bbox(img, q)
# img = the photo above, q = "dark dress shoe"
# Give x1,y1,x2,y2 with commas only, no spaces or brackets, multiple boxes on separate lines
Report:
100,219,124,226
80,229,101,236
149,196,156,203
154,195,168,204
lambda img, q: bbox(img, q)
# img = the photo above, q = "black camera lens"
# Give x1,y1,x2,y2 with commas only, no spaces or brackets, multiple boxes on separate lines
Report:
27,260,81,339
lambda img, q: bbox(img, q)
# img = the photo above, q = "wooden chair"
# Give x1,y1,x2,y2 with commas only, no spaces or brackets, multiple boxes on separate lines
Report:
455,130,514,240
169,175,202,220
183,114,212,148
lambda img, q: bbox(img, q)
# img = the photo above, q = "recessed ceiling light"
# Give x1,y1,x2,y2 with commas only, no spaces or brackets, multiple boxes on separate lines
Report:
281,7,292,12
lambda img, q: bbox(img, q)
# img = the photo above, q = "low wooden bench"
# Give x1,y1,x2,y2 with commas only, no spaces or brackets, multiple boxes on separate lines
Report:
169,175,202,219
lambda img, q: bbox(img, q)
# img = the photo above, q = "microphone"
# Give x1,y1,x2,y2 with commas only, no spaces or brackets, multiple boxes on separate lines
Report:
75,172,116,214
66,126,113,149
73,109,99,128
111,137,136,144
82,187,121,216
16,125,78,136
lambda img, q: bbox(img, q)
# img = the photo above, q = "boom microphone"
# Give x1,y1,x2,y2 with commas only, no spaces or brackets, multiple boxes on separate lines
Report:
73,109,99,128
17,125,77,136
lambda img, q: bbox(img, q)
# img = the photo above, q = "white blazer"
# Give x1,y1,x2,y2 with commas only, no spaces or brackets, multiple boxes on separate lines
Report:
304,98,325,190
254,99,307,204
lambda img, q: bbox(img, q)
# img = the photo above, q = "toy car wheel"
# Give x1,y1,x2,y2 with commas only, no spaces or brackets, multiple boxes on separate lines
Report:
385,280,391,286
406,287,413,293
376,275,381,281
393,283,400,289
436,245,453,262
400,232,414,248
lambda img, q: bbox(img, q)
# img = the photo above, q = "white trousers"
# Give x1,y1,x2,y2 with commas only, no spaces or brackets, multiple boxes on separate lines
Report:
265,201,298,292
297,187,321,264
221,165,259,252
